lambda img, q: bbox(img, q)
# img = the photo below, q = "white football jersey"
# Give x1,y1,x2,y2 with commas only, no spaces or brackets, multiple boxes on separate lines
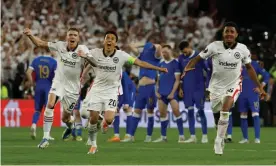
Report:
48,41,89,94
200,41,251,93
88,48,135,95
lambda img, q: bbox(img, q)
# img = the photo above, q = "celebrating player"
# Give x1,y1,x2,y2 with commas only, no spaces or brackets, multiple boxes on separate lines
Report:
23,27,97,149
181,22,266,155
123,37,163,142
25,47,57,140
178,41,209,143
78,31,167,154
153,45,184,143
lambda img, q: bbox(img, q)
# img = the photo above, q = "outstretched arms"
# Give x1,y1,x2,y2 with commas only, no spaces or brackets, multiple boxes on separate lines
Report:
23,28,48,48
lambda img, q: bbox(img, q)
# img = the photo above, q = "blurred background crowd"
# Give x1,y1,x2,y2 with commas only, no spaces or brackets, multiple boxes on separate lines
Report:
1,0,276,126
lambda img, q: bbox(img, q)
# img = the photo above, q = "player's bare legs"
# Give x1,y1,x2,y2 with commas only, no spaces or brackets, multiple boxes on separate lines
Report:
38,93,58,149
61,110,75,141
214,96,234,155
170,99,185,143
153,99,168,142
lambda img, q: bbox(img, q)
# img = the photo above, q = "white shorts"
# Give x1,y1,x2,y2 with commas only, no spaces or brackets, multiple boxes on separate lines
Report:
85,92,118,112
210,82,242,113
49,81,79,113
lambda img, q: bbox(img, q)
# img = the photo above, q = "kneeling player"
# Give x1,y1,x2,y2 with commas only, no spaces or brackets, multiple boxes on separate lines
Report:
153,45,184,143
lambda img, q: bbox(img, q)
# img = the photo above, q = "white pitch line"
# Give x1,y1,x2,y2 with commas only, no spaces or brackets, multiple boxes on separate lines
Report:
1,145,276,152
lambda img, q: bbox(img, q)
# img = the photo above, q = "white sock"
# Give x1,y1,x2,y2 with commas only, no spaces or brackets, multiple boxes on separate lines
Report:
31,123,36,129
75,122,82,130
88,123,98,147
191,135,196,138
216,112,230,141
114,134,120,137
43,108,54,139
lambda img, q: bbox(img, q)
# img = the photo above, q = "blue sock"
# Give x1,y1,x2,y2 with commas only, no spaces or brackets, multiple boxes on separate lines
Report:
188,108,195,135
32,111,40,124
147,113,154,136
227,113,233,136
176,116,184,136
130,113,141,136
198,109,207,135
160,117,169,137
113,114,120,135
252,113,260,139
72,128,76,137
126,112,132,135
240,115,248,139
75,122,82,136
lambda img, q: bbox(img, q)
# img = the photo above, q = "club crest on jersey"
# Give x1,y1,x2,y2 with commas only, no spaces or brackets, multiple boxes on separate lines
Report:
113,57,119,63
234,52,241,59
72,52,78,59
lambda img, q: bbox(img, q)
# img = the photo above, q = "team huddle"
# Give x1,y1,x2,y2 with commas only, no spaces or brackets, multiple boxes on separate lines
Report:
24,21,267,155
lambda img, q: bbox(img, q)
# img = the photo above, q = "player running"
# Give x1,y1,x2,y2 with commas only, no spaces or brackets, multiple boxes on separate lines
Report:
182,22,266,155
123,37,162,142
71,97,83,141
153,45,184,143
23,27,97,149
178,41,209,143
108,71,136,142
25,47,57,140
78,31,167,154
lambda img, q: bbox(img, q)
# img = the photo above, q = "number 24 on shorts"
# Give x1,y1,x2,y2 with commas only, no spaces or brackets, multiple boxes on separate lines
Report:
108,99,117,108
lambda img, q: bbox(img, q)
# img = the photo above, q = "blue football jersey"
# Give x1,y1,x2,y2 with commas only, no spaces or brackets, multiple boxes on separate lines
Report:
241,60,270,94
30,56,57,86
158,59,180,96
138,42,161,80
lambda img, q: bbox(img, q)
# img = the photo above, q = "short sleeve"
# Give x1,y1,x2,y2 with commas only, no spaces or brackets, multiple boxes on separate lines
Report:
81,45,90,55
29,58,36,70
199,42,216,59
241,46,252,64
88,48,99,60
174,60,181,75
48,41,60,52
121,51,136,65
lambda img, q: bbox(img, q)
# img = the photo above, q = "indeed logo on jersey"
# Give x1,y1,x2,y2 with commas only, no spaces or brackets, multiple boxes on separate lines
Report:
61,58,76,67
98,65,116,72
218,61,238,69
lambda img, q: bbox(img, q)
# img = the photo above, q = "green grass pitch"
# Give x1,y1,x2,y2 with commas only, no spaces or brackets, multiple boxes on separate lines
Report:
1,127,276,165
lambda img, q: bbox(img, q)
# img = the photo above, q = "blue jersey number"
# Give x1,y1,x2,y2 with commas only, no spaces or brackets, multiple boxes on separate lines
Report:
39,65,50,78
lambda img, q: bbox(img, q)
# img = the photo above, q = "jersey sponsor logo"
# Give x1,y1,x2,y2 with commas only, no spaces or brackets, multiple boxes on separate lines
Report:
218,61,238,69
72,52,78,59
234,52,241,59
98,65,116,72
113,57,119,63
61,58,76,67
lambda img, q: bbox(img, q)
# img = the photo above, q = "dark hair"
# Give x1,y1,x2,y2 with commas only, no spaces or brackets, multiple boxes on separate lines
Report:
178,41,190,50
223,22,239,32
162,44,172,49
104,31,118,42
67,27,80,34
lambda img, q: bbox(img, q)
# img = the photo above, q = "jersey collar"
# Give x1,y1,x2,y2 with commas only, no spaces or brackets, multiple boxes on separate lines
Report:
67,44,78,52
223,42,237,50
103,48,116,58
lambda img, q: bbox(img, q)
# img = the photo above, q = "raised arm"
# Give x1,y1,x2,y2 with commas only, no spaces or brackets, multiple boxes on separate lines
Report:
77,50,97,67
129,42,144,57
23,28,48,48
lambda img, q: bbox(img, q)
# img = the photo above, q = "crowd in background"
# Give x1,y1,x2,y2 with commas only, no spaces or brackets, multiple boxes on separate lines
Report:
1,0,276,125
